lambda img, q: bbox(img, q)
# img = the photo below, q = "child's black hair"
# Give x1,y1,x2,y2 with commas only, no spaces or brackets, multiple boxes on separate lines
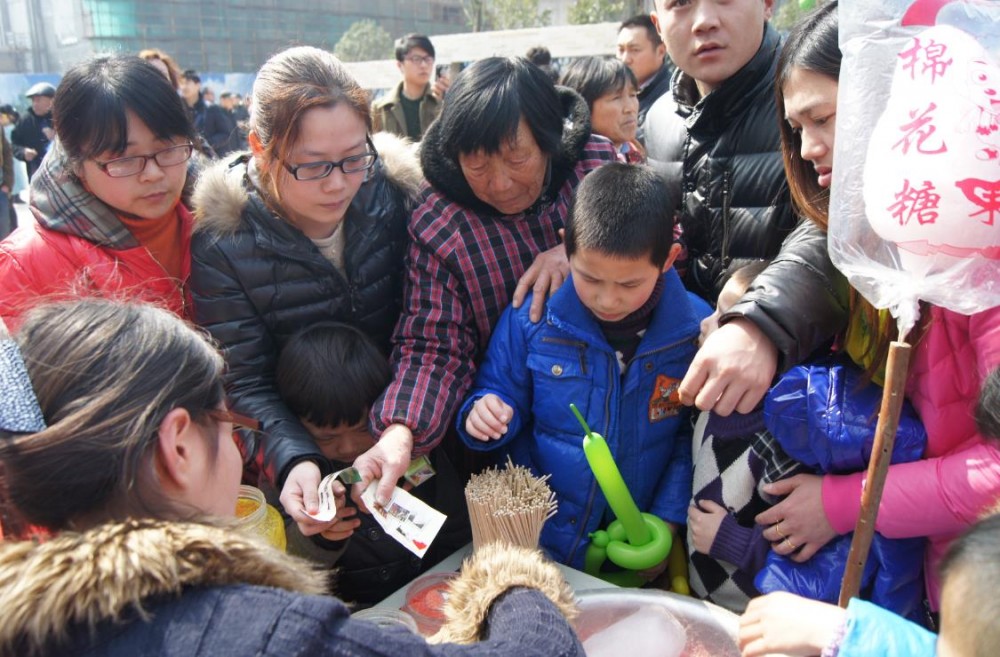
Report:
276,322,390,429
564,162,676,268
976,367,1000,443
722,258,771,296
938,513,1000,655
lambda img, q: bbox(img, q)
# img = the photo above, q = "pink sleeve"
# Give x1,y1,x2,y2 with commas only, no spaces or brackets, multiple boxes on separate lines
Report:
822,442,1000,538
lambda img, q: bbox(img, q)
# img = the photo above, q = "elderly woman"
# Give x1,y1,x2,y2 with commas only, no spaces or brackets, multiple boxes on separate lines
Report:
357,56,617,504
560,57,643,163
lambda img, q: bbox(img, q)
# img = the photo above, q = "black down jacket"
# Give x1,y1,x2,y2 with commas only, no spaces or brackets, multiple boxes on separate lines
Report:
644,25,847,367
190,133,421,486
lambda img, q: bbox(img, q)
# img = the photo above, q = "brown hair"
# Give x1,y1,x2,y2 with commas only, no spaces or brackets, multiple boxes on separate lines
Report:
0,299,225,531
138,48,182,90
776,1,917,379
249,46,371,208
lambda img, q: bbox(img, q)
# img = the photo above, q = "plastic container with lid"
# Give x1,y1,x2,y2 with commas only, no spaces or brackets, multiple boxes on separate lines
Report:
399,571,458,637
352,608,420,633
234,484,287,552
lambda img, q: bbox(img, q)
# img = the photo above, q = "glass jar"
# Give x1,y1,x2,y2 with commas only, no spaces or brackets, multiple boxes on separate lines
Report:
234,484,287,551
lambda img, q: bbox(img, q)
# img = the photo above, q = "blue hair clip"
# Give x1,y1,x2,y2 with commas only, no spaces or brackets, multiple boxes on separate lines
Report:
0,340,47,434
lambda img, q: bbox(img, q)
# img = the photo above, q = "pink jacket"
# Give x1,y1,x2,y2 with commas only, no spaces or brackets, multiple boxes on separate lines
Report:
822,304,1000,608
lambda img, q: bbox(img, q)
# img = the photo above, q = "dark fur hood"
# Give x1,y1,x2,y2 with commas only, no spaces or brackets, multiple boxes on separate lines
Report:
419,86,593,218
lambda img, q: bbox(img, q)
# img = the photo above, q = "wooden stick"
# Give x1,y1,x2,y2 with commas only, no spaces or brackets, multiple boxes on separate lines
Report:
838,340,912,607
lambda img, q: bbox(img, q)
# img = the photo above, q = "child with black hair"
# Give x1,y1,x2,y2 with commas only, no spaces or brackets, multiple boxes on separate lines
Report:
687,259,806,612
273,322,470,607
457,162,710,573
738,367,1000,657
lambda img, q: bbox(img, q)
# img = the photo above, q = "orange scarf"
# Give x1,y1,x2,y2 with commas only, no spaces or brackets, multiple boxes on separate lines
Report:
117,204,184,281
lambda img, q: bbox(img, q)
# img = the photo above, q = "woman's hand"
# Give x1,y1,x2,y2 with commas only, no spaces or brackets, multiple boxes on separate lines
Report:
465,394,514,441
351,423,414,509
512,241,570,323
739,592,845,657
755,474,837,562
679,318,777,416
280,460,344,537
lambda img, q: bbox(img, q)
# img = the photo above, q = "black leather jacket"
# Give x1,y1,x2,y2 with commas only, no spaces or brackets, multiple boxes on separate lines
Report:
189,134,421,486
645,25,848,368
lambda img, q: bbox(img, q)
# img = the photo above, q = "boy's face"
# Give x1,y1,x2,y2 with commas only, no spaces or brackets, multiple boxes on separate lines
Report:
301,418,376,463
569,247,667,323
699,276,742,346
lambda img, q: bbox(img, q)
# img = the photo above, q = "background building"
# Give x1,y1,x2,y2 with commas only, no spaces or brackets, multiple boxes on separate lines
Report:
0,0,468,74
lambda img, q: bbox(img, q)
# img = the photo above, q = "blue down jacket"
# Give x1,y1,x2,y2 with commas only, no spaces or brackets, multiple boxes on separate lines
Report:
756,360,927,622
457,270,710,569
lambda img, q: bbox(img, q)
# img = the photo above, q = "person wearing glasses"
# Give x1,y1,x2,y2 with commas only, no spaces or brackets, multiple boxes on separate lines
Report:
189,46,420,542
372,34,443,142
0,298,586,657
0,54,199,330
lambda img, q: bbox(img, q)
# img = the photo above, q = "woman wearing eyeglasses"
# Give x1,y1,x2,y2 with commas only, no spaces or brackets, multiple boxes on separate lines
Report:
189,46,420,538
0,54,200,330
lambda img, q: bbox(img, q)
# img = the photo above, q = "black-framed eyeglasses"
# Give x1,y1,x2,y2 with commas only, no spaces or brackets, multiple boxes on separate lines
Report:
404,55,434,65
94,143,195,178
207,408,263,467
282,136,379,181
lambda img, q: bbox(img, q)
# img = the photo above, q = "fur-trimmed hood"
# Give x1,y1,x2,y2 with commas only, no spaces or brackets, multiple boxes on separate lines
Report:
192,131,422,236
0,519,327,656
419,86,593,218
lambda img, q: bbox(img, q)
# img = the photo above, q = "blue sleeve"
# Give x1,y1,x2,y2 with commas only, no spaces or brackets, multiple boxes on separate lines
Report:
837,599,937,657
649,409,694,524
456,302,532,452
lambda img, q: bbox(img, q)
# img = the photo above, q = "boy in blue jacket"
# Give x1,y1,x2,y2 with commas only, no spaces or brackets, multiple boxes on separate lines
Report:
457,162,710,571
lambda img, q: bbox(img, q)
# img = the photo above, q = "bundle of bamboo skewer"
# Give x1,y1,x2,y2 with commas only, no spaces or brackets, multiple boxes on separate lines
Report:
465,457,558,550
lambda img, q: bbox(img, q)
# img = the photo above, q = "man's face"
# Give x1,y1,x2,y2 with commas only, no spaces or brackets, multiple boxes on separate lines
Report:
652,0,773,98
30,95,53,116
616,26,666,86
179,77,200,104
398,47,434,88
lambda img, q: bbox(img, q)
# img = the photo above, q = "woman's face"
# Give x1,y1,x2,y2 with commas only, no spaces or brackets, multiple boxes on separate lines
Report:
268,104,370,239
458,118,549,216
590,83,639,148
783,67,839,189
78,111,188,219
191,410,245,518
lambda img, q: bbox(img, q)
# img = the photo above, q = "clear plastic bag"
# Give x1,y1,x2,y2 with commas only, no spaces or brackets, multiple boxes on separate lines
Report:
831,0,1000,337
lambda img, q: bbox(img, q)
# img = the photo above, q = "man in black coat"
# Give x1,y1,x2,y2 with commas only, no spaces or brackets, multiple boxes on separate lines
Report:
645,0,847,416
206,91,243,156
11,82,55,181
616,14,674,145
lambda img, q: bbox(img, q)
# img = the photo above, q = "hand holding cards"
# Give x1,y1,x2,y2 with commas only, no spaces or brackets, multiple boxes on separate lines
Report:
361,483,447,558
306,457,447,557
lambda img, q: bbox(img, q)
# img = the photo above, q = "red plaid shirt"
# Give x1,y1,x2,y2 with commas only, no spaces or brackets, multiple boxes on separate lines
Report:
373,136,617,452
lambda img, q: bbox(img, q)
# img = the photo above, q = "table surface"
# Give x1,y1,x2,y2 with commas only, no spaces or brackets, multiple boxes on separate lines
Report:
372,543,618,611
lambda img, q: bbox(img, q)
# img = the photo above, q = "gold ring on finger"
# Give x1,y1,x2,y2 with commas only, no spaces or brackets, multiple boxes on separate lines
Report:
783,537,798,551
774,521,786,539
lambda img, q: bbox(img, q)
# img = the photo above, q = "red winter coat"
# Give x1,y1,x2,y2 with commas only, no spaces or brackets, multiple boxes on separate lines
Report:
0,206,193,332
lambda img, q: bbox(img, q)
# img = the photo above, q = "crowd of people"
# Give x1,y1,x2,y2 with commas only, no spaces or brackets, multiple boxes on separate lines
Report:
0,1,998,655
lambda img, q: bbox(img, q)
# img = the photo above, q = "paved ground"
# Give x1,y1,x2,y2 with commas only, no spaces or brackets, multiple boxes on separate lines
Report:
12,196,33,229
